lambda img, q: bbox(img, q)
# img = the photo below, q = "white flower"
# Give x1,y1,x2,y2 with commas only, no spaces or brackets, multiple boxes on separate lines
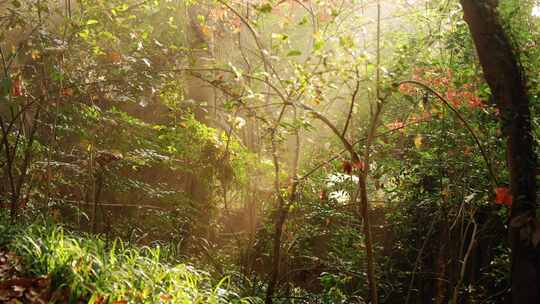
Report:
325,173,358,187
329,190,350,204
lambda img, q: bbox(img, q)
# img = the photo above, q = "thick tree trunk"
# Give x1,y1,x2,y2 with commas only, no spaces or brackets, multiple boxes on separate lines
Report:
460,1,539,302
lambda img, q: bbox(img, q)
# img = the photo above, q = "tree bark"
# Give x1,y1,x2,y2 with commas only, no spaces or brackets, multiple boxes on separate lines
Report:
460,1,539,302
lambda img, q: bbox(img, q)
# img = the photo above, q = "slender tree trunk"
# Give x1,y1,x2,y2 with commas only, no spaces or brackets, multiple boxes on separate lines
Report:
358,173,378,303
435,221,449,304
266,116,301,304
92,171,103,233
460,1,539,302
358,2,381,302
265,199,287,304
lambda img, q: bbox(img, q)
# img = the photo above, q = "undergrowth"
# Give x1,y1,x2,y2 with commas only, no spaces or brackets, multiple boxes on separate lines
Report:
0,214,258,304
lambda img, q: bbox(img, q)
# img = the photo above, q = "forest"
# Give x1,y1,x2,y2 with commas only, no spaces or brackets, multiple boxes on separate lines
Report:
0,0,539,303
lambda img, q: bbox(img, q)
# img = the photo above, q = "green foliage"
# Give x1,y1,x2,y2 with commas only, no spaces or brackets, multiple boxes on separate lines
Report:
1,217,255,304
1,0,538,303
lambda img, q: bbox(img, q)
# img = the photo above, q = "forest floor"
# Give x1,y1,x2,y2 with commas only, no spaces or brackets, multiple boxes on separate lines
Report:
0,248,65,304
0,221,242,304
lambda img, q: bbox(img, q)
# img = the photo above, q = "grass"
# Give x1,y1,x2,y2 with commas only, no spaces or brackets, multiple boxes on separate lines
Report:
0,215,258,304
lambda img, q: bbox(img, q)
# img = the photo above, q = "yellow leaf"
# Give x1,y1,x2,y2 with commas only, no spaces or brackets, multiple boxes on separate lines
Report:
31,50,41,60
200,25,213,38
414,134,423,149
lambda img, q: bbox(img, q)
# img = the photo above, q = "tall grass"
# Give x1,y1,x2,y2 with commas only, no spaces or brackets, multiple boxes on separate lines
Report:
0,216,259,303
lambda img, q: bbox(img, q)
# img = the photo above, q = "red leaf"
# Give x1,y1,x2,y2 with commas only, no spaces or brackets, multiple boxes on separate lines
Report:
446,90,460,107
61,88,74,97
495,187,512,207
353,160,365,171
342,161,352,175
11,78,22,97
108,51,122,63
463,92,484,109
319,190,327,201
19,196,28,209
385,120,405,131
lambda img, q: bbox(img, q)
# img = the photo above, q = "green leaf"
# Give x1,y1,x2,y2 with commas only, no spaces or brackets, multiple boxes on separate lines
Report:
86,19,99,25
258,3,273,13
78,29,90,40
287,50,302,57
271,33,288,41
314,39,325,51
339,35,355,49
0,77,11,97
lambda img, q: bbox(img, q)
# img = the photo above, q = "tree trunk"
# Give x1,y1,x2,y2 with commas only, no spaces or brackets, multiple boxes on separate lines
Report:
265,124,300,304
460,1,539,302
265,201,287,304
358,173,378,303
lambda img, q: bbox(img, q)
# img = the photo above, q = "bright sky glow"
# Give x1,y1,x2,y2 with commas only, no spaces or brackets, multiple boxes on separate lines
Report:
533,5,540,17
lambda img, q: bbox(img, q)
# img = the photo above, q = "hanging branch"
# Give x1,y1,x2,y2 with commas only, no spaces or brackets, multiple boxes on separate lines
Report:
296,102,357,160
298,117,432,181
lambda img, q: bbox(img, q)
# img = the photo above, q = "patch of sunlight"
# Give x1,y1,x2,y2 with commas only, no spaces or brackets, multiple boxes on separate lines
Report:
533,5,540,17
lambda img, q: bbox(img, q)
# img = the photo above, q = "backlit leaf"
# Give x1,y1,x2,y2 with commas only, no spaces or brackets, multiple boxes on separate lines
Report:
287,50,302,57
